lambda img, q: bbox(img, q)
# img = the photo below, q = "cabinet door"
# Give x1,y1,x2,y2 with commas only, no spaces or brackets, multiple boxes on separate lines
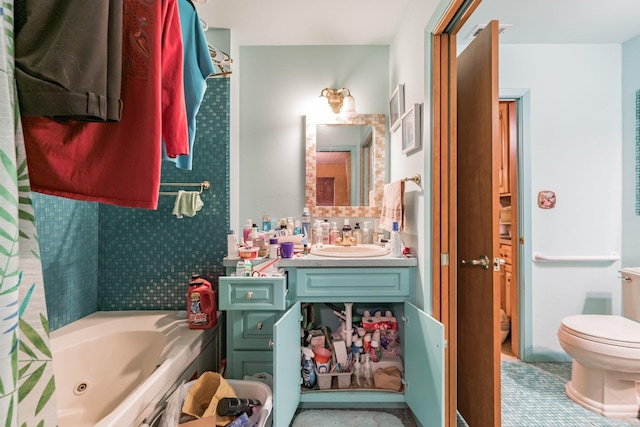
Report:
404,302,445,427
273,301,301,427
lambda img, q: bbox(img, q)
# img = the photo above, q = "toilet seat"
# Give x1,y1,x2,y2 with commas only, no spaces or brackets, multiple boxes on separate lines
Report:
561,315,640,348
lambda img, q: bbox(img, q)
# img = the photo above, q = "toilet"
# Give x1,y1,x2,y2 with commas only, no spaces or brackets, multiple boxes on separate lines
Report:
557,267,640,418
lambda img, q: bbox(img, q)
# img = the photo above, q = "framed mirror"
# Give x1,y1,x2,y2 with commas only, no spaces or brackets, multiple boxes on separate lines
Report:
305,114,386,218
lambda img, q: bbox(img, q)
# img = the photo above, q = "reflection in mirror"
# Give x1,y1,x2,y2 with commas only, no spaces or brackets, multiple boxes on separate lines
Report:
306,114,386,218
316,125,373,206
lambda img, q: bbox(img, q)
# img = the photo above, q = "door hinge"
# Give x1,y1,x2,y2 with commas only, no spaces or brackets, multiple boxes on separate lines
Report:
444,339,448,348
441,253,449,266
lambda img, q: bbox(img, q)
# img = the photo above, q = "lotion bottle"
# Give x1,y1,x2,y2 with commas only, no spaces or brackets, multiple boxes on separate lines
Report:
353,222,362,245
342,219,352,241
314,220,324,248
227,230,238,259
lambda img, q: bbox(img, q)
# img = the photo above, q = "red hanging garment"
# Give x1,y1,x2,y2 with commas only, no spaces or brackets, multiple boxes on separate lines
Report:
21,0,188,209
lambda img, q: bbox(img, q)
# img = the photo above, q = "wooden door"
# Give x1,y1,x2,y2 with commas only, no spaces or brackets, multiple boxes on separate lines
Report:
456,20,501,427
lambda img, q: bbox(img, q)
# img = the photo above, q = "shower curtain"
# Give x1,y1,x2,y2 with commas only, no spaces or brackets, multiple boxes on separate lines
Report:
0,2,57,425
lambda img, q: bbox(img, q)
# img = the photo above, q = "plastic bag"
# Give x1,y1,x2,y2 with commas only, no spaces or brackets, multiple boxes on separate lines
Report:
160,380,186,427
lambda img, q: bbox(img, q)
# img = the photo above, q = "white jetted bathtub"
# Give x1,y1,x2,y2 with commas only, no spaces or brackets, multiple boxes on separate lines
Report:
50,310,219,427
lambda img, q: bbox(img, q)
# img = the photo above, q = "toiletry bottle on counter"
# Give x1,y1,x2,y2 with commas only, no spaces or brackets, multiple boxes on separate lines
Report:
329,222,339,244
390,221,402,257
362,222,372,244
188,276,216,330
314,220,323,248
269,237,279,258
244,258,252,277
301,347,317,388
242,219,253,245
262,214,271,232
301,207,311,245
321,220,330,244
227,230,237,259
342,219,352,241
353,222,362,245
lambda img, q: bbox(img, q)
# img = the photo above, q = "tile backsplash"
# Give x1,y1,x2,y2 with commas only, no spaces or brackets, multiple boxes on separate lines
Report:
34,79,230,330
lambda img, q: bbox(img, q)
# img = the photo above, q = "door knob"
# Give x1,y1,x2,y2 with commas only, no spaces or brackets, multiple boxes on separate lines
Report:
460,255,490,269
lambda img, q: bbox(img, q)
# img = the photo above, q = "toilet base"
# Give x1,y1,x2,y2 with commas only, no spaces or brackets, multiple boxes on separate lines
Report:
565,360,640,418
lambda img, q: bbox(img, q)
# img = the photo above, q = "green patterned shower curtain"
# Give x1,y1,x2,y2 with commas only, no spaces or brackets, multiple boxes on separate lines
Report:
1,2,57,426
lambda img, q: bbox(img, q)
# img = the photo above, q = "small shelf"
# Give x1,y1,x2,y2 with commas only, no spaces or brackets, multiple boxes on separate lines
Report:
500,238,512,245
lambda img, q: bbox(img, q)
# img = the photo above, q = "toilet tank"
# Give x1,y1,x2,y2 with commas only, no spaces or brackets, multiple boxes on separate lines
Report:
620,268,640,322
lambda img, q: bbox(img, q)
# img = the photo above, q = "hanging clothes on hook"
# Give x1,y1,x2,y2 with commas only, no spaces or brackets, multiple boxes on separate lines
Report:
21,0,188,209
162,0,215,170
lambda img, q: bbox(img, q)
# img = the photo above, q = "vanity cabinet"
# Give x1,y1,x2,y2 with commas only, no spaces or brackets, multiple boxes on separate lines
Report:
220,257,444,427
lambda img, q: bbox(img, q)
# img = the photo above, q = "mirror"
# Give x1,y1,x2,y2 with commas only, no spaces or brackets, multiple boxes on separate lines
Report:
306,114,385,218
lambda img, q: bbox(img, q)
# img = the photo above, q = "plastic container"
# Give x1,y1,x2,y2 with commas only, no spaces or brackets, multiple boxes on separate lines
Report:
390,221,402,257
188,277,216,330
180,379,272,427
315,368,352,390
238,247,259,259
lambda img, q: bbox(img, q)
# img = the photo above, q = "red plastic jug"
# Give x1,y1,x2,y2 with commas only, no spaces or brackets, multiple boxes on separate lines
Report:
188,275,217,330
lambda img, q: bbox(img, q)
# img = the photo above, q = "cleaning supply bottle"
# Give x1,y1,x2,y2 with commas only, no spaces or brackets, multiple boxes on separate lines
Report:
353,353,363,387
353,222,362,245
342,219,352,242
301,347,317,389
362,221,372,244
363,353,373,387
329,222,340,245
301,207,311,246
188,275,216,330
390,221,402,257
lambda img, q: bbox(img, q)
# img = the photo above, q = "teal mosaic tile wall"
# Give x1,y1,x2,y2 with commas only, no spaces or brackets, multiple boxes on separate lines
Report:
97,78,230,310
33,194,100,331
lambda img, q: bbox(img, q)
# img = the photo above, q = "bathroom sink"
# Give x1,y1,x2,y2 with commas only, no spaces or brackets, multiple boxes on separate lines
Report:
311,244,390,258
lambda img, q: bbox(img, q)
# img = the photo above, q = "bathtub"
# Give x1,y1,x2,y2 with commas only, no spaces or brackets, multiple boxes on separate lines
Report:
50,310,220,427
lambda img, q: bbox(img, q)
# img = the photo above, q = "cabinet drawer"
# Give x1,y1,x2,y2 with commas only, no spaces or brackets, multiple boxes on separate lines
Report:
219,276,287,310
227,350,273,379
296,268,411,301
228,310,278,350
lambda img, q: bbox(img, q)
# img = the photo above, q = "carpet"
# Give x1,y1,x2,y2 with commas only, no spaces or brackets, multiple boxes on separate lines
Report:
291,409,405,427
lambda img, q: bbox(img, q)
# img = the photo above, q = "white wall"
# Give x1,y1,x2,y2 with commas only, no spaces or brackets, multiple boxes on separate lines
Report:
622,34,640,267
500,44,623,360
389,0,441,310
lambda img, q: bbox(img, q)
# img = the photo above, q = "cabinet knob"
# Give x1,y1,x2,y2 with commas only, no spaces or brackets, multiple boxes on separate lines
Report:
246,291,253,299
257,322,263,330
268,339,274,348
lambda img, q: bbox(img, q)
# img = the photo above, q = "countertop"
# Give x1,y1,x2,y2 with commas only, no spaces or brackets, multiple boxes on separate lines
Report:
223,253,418,268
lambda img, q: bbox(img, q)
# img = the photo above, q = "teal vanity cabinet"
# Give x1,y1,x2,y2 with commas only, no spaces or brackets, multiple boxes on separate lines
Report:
220,257,445,427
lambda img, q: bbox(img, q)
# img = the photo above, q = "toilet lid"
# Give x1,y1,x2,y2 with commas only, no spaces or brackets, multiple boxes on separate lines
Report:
561,315,640,348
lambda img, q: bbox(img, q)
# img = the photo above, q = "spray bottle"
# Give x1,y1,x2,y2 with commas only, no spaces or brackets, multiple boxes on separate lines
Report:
301,347,317,389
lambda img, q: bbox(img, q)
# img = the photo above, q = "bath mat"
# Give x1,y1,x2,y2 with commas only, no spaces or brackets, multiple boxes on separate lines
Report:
291,409,405,427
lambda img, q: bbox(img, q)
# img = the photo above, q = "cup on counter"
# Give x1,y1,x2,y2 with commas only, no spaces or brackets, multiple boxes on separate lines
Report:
280,241,294,258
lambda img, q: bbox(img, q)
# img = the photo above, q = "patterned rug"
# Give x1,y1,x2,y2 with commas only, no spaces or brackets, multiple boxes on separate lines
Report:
291,409,405,427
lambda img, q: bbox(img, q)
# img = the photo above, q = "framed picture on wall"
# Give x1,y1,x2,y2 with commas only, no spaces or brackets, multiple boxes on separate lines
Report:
389,84,405,131
401,103,422,155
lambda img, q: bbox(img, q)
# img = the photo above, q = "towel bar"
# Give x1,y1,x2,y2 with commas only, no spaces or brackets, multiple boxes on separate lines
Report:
159,180,210,196
532,252,620,262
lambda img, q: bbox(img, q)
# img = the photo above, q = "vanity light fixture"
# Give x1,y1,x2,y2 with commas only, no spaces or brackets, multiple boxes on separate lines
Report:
318,88,358,119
